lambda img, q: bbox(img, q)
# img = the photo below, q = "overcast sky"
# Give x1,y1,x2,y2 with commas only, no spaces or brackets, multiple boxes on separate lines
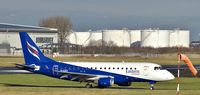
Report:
0,0,200,41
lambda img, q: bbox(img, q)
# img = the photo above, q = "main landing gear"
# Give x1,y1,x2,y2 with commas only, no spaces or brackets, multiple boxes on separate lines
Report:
149,81,156,90
85,83,93,88
150,84,154,90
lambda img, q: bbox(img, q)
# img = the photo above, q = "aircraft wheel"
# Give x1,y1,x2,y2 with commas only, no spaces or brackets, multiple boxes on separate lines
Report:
85,83,93,88
150,86,154,90
149,81,155,90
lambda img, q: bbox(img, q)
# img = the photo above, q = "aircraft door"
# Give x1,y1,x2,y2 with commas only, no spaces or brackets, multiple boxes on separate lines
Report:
52,65,59,76
143,66,149,76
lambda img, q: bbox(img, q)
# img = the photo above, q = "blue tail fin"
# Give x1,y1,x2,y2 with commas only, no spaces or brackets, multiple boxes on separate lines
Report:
19,32,47,65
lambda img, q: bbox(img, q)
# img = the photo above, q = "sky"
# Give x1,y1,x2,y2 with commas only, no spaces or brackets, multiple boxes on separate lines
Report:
0,0,200,41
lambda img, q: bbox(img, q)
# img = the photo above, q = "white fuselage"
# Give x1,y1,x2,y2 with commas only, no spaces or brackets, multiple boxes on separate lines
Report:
63,62,175,81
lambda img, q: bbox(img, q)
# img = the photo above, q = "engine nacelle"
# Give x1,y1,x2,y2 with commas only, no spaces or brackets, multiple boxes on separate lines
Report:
117,82,132,86
98,77,114,88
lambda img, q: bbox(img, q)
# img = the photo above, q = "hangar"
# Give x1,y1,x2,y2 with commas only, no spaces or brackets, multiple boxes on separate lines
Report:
0,23,58,55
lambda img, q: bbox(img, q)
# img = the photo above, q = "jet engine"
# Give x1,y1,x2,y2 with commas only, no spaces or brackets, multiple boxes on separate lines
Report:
97,77,114,88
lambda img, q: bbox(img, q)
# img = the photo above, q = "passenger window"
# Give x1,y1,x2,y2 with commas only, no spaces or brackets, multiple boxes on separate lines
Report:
113,67,115,70
104,67,106,69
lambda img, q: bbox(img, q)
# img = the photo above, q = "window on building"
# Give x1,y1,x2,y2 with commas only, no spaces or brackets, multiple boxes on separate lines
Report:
36,37,53,43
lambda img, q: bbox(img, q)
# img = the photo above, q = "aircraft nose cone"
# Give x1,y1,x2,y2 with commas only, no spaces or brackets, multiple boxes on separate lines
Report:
165,71,175,80
160,70,175,81
168,73,175,80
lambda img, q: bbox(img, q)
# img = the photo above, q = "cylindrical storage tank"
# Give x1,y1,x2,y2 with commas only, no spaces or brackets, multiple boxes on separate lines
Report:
169,30,190,47
90,31,102,41
66,32,77,44
75,32,91,46
102,30,131,47
130,30,141,44
89,31,103,46
66,31,91,46
141,29,169,48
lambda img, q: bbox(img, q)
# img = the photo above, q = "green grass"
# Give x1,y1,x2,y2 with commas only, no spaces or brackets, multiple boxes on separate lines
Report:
0,74,200,95
0,56,24,67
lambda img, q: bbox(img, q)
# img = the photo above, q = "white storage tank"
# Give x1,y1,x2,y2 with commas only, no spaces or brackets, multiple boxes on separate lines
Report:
88,30,103,46
141,29,169,48
102,30,131,47
90,30,102,41
169,30,190,47
76,32,91,46
67,32,77,44
67,31,91,46
129,30,141,44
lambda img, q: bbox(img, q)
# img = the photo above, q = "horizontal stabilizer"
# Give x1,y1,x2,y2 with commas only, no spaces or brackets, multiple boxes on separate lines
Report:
0,67,32,74
15,64,35,70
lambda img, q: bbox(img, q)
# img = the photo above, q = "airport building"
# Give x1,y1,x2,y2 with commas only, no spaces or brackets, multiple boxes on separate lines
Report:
0,23,58,55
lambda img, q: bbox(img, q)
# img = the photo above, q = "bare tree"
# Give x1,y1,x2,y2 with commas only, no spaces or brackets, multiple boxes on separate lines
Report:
39,16,73,53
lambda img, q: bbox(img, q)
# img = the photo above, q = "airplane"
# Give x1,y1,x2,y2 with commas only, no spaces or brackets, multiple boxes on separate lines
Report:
15,32,175,90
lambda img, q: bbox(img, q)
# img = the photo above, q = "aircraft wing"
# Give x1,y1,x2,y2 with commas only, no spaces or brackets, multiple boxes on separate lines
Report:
58,70,113,82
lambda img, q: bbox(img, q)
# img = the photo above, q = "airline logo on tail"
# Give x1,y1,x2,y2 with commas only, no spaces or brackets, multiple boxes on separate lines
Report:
27,41,40,60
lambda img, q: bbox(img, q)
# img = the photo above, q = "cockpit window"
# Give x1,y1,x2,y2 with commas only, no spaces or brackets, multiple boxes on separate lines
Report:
154,66,161,70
